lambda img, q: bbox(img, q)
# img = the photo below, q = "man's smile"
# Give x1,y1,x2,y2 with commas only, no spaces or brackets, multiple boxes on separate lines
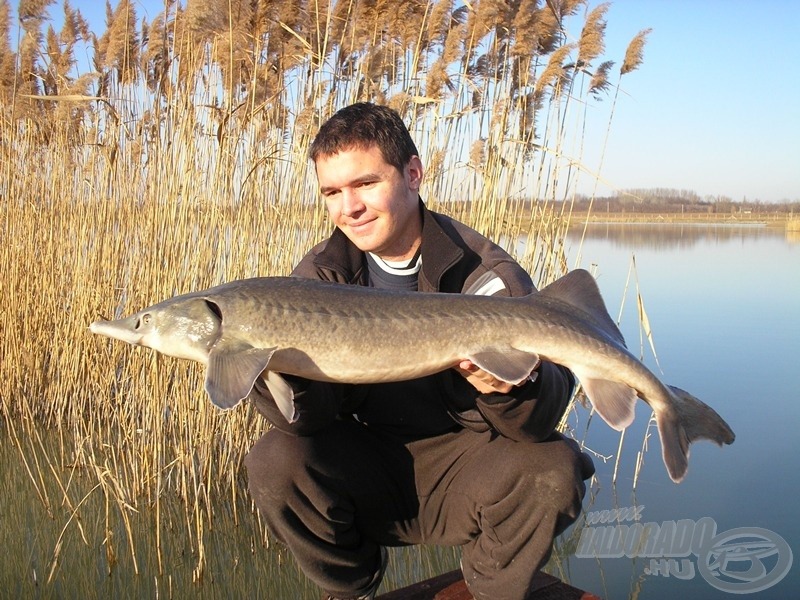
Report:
345,217,378,232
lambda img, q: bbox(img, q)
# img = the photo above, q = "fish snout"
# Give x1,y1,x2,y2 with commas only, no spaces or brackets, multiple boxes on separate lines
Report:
88,314,147,346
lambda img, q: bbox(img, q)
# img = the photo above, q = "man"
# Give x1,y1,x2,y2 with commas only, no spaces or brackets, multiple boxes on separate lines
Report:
245,103,594,600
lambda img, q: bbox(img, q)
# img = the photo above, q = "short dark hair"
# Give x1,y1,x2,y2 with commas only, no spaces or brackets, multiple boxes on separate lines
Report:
309,103,419,172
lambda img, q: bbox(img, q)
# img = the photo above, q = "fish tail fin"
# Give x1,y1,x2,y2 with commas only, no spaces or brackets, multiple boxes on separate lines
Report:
657,385,736,482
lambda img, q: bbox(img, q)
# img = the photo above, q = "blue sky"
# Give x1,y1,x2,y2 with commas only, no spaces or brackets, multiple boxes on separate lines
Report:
17,0,800,202
582,0,800,203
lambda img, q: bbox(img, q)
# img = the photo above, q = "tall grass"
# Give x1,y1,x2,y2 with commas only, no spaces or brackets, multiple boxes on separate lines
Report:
0,0,647,587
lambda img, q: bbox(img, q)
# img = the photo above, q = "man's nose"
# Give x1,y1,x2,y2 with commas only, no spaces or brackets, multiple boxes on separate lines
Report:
341,188,364,217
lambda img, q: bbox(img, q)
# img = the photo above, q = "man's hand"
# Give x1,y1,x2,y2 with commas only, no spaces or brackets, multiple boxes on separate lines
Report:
455,359,540,394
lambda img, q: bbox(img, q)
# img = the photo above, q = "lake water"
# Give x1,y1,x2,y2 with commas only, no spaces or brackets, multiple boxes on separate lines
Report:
1,223,797,598
557,223,799,599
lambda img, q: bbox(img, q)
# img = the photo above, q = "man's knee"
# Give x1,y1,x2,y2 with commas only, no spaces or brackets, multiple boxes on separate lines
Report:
245,430,313,501
534,436,594,530
470,434,592,508
545,434,593,484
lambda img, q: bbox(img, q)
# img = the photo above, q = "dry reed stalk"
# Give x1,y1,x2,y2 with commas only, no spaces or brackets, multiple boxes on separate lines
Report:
574,26,651,244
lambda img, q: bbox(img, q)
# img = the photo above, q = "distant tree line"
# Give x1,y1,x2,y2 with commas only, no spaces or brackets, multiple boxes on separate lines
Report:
567,188,798,214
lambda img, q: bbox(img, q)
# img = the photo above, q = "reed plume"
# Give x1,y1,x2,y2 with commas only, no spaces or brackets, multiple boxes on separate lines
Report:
621,27,651,75
577,2,608,67
588,58,614,98
0,0,17,102
534,43,573,99
99,0,139,84
427,0,452,45
16,0,51,103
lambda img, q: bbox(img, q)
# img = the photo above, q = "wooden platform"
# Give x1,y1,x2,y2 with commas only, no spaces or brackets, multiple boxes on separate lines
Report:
377,570,601,600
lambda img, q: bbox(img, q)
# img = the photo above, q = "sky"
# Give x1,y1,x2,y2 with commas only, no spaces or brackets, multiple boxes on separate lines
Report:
14,0,800,203
578,0,800,203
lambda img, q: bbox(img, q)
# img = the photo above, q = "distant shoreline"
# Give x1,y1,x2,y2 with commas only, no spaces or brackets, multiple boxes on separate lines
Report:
565,212,795,227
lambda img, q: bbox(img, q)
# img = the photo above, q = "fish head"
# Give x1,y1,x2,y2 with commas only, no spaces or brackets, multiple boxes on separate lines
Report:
90,296,222,364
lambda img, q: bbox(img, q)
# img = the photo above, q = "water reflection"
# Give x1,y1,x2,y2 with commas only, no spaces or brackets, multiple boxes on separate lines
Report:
567,222,789,250
0,428,461,599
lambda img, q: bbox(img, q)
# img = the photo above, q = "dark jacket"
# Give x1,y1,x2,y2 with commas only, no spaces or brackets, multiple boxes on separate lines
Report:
250,201,574,441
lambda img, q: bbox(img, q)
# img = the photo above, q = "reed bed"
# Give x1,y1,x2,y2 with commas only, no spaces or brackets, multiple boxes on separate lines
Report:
0,0,647,589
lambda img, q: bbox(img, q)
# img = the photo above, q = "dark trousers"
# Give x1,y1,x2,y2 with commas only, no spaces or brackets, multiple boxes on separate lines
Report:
245,420,594,600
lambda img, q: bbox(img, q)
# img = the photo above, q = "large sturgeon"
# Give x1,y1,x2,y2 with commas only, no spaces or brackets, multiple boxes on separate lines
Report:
89,269,734,482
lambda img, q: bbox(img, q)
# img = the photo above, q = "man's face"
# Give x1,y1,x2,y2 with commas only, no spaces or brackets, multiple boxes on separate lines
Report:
315,144,424,262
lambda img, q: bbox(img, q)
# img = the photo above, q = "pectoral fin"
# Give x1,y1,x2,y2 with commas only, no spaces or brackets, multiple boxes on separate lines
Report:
205,344,277,409
468,348,540,386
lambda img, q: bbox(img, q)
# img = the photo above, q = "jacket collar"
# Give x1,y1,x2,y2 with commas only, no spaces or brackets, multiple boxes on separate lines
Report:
417,202,463,292
312,199,464,292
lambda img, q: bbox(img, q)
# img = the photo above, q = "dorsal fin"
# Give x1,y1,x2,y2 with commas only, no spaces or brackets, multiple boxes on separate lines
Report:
539,269,626,347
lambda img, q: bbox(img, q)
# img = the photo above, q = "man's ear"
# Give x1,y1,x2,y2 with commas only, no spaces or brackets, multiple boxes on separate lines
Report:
406,156,424,191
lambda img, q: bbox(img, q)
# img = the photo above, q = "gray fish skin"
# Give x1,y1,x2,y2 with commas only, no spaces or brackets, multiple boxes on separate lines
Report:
89,269,735,483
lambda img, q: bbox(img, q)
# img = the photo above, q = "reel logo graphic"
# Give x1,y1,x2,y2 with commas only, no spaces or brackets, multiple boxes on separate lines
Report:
576,507,793,594
697,527,793,594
